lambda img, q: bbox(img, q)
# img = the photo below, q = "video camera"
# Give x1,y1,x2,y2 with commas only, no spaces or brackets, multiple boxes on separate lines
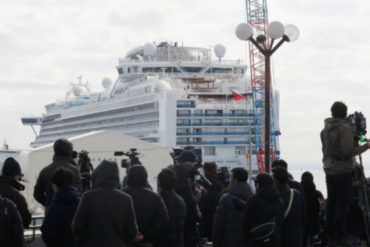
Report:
347,112,367,141
114,148,142,168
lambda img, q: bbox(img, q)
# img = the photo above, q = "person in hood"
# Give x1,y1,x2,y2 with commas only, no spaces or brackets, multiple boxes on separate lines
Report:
157,168,186,247
212,167,253,247
273,167,305,247
0,194,24,247
243,173,283,247
72,160,139,247
0,157,31,228
123,165,169,247
34,139,82,208
41,168,80,247
300,171,324,247
320,101,370,246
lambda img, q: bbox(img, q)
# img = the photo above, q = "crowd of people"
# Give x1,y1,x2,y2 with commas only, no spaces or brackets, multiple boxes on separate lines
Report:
1,138,329,247
1,101,369,247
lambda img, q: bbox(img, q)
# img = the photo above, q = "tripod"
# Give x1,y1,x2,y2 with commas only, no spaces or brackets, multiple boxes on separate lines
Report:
353,154,370,246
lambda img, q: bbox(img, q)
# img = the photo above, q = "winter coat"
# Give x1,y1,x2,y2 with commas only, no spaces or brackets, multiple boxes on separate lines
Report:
213,182,253,247
277,185,305,247
0,195,24,247
123,166,169,246
0,175,32,228
301,180,322,236
159,189,187,247
243,185,284,247
72,160,138,247
41,185,80,247
321,117,368,174
173,164,201,244
34,155,82,207
200,172,225,239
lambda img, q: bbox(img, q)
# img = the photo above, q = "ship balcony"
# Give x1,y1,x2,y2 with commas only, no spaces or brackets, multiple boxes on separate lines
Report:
176,131,249,136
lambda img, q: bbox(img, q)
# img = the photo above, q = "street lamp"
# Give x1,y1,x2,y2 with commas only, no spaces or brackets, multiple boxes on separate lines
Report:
236,21,299,173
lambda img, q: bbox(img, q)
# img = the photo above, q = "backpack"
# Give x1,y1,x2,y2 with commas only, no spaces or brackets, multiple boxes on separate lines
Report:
324,127,351,161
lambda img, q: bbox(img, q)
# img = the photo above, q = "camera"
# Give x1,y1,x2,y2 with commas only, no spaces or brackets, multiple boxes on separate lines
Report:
347,112,367,141
114,148,142,168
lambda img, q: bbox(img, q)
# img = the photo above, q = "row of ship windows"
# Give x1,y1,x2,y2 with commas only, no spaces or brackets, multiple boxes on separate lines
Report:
117,67,244,75
203,146,247,156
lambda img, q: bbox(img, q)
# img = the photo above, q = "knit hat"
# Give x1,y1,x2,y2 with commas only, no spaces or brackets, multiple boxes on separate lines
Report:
255,172,274,186
2,157,22,177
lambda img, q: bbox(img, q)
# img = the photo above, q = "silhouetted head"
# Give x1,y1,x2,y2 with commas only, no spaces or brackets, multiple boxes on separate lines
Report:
203,162,217,174
157,168,177,191
127,165,148,187
53,139,73,157
331,101,347,119
51,168,74,191
272,167,289,186
230,167,248,185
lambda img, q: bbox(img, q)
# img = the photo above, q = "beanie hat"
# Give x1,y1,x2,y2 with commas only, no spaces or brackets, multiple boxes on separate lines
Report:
2,157,22,177
256,172,274,187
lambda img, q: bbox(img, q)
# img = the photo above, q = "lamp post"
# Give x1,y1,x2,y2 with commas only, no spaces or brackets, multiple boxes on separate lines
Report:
236,21,299,173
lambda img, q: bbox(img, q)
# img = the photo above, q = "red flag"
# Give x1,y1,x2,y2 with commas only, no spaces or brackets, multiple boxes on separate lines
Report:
231,91,245,101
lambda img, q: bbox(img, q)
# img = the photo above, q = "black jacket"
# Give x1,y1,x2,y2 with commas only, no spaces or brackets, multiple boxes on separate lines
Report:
34,155,82,207
213,182,253,247
159,189,187,247
72,160,138,247
41,185,80,247
0,195,24,247
0,175,31,228
200,172,224,239
277,185,305,247
301,181,322,236
123,166,169,246
243,185,284,247
173,165,201,244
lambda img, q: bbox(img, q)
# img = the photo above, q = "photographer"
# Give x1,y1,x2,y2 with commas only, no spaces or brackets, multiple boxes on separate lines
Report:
78,150,94,192
173,150,202,247
321,101,370,246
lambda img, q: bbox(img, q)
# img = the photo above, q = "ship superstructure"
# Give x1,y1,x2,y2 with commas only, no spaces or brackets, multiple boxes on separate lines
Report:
22,42,280,170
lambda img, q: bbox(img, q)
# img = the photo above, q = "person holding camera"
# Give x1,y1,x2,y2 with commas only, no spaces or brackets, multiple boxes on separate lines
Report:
78,150,94,192
321,101,370,246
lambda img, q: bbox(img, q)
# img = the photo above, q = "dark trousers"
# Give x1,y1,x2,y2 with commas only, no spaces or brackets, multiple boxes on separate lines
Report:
326,172,353,241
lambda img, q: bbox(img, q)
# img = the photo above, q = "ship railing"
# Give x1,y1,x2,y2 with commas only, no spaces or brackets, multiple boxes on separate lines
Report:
176,122,250,126
176,113,255,117
25,215,44,243
176,141,252,145
176,132,250,136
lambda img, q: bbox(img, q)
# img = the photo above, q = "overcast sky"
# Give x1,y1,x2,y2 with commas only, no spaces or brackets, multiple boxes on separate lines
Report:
1,0,370,168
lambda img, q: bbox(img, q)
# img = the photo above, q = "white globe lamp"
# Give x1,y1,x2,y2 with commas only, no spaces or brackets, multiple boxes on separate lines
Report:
267,21,285,39
284,24,300,42
235,23,254,41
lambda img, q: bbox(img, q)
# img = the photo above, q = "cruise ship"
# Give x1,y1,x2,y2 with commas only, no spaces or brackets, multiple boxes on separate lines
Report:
22,42,280,170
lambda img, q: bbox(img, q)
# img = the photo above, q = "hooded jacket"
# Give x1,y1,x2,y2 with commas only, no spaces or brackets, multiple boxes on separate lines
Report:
41,185,80,247
0,175,31,228
0,195,24,247
212,182,253,247
243,185,284,247
34,155,82,207
321,118,368,174
122,165,169,246
72,160,138,247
